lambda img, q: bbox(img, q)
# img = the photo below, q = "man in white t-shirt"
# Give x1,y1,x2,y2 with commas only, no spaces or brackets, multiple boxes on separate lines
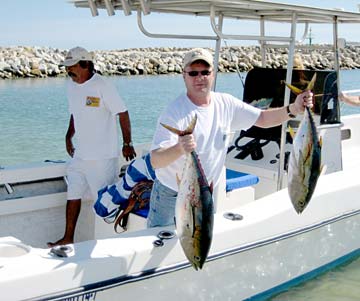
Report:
48,47,136,247
147,48,314,227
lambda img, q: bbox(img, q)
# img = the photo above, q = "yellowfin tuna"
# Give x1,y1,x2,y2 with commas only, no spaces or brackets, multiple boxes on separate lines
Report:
161,115,214,270
284,73,322,213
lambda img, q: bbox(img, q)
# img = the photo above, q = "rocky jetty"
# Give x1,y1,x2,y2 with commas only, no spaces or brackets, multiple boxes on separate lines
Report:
1,45,360,79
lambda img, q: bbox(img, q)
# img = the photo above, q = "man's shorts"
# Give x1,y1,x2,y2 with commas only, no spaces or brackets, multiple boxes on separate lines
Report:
66,157,119,201
147,179,177,228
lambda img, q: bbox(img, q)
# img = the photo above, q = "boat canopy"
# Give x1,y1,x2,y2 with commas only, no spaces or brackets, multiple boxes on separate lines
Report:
70,1,360,78
73,0,360,24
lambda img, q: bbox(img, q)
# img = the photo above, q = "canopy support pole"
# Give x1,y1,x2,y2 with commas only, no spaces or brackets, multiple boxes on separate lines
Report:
277,12,297,191
213,13,224,91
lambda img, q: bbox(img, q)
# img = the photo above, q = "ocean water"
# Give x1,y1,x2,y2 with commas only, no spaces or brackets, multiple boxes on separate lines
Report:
1,70,360,299
1,70,360,167
0,72,248,166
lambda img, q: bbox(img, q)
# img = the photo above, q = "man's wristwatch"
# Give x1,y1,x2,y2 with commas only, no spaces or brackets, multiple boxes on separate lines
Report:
123,142,133,147
286,104,296,118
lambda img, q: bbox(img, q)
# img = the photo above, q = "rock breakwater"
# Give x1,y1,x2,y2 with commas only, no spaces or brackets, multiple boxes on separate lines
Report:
1,45,360,79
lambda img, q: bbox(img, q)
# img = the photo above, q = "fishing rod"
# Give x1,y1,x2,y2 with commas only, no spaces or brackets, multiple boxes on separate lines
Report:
313,89,360,98
223,39,245,88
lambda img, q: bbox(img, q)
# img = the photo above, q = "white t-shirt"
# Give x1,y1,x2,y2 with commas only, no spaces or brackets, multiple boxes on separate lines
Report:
151,91,261,191
67,73,127,160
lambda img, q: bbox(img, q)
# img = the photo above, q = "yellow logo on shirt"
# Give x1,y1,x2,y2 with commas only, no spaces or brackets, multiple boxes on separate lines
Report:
86,96,100,107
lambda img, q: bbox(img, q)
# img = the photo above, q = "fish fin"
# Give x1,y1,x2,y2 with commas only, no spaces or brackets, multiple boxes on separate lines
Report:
304,142,313,163
319,136,323,148
160,114,197,136
288,125,295,139
306,73,317,91
283,81,303,95
298,150,306,180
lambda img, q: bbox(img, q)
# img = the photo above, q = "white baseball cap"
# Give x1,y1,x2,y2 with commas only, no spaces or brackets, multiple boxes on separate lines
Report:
60,46,93,67
183,48,214,69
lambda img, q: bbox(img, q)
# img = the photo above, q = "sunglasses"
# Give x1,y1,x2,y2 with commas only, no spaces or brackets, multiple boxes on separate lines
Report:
184,70,212,77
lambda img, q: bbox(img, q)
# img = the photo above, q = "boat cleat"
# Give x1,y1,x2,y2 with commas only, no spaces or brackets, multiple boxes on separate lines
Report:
152,230,175,247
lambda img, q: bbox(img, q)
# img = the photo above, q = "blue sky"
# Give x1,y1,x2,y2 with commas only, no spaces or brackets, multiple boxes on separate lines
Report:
1,0,360,50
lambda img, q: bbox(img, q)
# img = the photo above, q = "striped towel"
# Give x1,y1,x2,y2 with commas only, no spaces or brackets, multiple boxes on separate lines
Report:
93,153,156,219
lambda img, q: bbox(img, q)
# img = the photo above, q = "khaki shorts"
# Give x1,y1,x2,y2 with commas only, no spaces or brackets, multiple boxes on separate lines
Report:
66,157,119,201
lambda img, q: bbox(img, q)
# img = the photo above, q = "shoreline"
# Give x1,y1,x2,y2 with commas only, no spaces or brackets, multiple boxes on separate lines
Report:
1,45,360,79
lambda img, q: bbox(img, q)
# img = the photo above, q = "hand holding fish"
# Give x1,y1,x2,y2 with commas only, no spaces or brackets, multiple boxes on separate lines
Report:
292,90,314,114
283,72,316,118
178,134,197,154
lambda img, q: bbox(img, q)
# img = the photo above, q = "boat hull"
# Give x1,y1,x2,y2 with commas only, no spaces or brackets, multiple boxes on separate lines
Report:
6,208,358,301
2,164,360,301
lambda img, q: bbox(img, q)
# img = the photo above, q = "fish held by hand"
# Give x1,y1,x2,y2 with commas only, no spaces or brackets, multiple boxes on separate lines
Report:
285,73,322,213
161,115,214,270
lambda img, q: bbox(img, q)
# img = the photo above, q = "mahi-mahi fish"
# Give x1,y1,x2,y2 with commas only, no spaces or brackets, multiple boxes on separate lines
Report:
284,73,322,213
161,115,214,270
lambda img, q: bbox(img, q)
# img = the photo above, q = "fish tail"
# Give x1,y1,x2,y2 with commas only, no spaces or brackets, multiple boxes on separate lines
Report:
185,115,197,134
283,82,302,95
306,73,317,91
160,123,183,135
284,72,317,95
160,115,197,136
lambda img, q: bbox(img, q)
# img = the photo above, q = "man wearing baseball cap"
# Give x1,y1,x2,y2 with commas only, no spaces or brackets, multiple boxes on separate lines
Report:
147,47,313,228
48,46,136,247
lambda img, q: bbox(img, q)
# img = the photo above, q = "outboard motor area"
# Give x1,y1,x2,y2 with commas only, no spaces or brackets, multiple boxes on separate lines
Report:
227,68,342,198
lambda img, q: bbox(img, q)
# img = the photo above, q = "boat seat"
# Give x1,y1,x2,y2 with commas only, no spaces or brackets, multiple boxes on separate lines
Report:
225,169,259,192
132,169,259,218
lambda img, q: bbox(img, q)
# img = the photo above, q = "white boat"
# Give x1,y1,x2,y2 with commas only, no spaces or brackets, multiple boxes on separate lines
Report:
1,1,360,300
